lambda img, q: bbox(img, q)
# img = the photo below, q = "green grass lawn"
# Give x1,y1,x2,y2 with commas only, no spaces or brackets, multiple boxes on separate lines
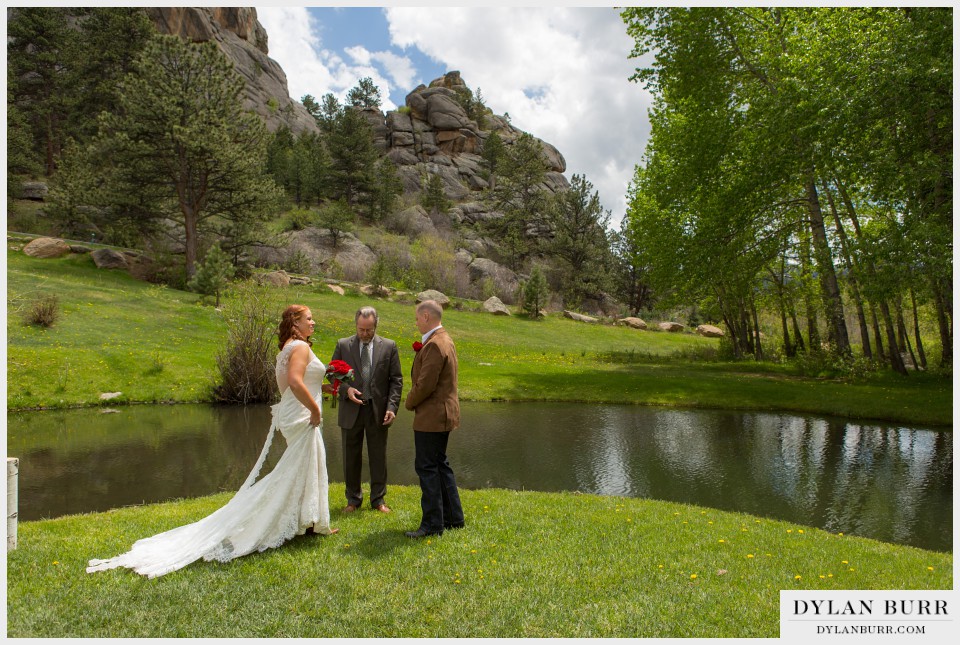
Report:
6,484,951,638
7,250,952,424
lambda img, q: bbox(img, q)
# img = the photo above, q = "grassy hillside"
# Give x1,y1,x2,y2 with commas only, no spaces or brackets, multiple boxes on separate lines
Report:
6,250,953,425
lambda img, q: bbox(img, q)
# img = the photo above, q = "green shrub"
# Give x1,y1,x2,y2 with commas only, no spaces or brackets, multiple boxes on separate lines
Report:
284,249,313,275
285,208,315,232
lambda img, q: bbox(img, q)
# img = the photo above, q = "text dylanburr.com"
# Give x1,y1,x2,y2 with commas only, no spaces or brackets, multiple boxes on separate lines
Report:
780,591,956,642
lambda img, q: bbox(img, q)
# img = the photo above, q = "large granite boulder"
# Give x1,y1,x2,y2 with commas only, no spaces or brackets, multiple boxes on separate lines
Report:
23,237,70,258
20,181,49,201
468,257,520,294
257,270,290,287
416,289,450,308
483,296,511,316
251,228,376,280
91,248,130,270
697,324,725,338
618,317,647,330
564,310,599,323
657,321,685,332
385,205,437,238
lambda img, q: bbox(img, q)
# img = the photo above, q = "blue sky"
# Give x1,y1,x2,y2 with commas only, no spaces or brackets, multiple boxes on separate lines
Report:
256,6,656,226
299,7,445,107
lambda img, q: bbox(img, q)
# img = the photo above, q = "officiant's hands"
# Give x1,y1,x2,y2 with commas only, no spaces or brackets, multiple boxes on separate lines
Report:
346,386,364,405
383,410,396,426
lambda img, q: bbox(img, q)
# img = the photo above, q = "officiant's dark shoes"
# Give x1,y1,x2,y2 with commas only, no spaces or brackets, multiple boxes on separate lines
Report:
405,527,443,538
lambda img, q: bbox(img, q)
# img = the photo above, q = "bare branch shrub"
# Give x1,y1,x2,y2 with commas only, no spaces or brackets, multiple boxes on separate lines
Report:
214,281,279,404
25,294,61,327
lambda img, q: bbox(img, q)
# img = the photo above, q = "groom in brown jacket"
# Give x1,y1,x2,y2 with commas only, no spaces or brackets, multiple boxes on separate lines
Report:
403,299,465,538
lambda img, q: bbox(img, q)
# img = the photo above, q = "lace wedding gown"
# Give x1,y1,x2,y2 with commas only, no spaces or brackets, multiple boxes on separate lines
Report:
87,340,333,578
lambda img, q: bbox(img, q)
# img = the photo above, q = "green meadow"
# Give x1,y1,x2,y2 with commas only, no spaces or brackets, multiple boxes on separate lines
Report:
6,251,953,425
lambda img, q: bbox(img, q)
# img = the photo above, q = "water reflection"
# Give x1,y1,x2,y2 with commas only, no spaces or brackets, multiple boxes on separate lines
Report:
6,402,952,551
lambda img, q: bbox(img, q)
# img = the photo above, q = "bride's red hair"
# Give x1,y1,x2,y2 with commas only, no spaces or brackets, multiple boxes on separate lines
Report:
278,304,313,349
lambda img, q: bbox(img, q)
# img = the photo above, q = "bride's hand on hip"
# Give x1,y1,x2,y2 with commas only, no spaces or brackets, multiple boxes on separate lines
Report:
310,410,321,426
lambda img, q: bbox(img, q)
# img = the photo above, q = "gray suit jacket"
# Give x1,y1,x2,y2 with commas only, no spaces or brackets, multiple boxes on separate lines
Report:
330,334,403,430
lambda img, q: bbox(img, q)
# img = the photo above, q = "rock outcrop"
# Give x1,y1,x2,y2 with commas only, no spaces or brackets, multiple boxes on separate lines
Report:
146,7,318,135
372,71,569,212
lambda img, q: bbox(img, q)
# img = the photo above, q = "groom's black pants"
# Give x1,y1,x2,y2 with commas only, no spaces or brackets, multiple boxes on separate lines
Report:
413,430,464,532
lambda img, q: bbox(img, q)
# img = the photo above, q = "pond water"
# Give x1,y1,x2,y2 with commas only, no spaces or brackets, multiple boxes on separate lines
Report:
6,401,953,551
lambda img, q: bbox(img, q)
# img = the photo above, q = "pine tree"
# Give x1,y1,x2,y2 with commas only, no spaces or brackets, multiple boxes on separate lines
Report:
317,199,355,248
365,158,403,222
521,265,550,320
480,130,505,186
346,77,382,109
188,243,235,307
68,34,283,278
420,172,450,216
326,106,379,204
7,7,80,175
547,174,613,305
486,132,549,269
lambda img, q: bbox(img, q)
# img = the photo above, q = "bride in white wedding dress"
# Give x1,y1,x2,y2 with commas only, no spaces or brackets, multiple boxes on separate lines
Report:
87,304,339,578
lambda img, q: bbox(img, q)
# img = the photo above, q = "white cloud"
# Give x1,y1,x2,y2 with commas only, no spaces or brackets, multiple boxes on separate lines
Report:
386,6,654,226
370,50,418,91
257,7,401,110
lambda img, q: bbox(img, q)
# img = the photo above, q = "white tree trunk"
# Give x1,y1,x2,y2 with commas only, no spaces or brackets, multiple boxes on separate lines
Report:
7,458,18,550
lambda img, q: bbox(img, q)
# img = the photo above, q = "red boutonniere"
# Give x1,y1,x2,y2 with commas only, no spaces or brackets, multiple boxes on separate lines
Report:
325,360,355,408
412,341,423,352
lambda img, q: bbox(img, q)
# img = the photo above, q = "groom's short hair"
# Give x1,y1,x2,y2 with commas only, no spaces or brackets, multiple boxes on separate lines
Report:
416,300,443,321
355,306,378,326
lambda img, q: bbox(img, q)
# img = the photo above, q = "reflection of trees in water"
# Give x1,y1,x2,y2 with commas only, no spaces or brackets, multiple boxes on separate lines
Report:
9,403,952,550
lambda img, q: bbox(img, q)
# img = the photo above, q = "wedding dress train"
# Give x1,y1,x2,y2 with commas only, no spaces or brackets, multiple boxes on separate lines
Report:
87,340,332,578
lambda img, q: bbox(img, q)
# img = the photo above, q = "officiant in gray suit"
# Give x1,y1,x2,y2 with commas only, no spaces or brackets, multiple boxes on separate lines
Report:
330,306,403,514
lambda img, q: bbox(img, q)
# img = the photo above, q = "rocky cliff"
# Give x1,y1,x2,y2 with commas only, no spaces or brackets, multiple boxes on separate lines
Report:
146,7,319,135
47,7,585,307
148,10,570,231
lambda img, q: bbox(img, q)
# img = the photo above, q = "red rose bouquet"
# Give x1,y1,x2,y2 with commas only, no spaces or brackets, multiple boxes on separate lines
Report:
325,360,355,408
412,341,423,352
